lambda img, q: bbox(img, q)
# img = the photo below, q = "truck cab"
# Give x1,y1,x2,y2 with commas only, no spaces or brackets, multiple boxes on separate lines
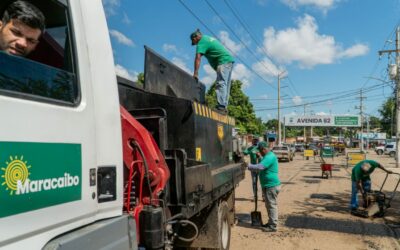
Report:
0,1,245,249
0,1,125,249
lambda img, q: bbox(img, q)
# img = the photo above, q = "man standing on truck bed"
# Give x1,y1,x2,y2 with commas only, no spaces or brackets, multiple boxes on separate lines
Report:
191,29,234,113
0,0,45,57
248,141,281,232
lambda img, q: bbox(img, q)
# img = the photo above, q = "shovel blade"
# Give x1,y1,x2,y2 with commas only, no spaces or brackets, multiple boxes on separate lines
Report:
251,211,263,227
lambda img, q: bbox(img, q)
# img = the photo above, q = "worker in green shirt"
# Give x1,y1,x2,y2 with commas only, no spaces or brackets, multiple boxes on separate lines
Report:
190,29,234,113
350,160,392,212
248,141,281,232
243,136,261,201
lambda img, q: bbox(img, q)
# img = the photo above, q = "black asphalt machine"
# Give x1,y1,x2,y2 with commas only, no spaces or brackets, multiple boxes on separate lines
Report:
353,172,400,218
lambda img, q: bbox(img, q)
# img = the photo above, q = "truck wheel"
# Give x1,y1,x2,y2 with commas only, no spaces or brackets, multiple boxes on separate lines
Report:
390,151,395,157
218,201,231,250
377,149,383,155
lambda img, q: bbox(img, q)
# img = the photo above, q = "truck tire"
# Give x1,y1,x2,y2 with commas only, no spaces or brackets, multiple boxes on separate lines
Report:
218,201,231,250
376,149,383,155
390,151,395,157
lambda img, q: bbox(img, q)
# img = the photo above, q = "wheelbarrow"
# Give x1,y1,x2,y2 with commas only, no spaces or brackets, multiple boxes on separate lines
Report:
319,156,333,179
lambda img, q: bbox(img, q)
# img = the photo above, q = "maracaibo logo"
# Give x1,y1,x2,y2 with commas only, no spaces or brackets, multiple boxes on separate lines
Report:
1,155,80,196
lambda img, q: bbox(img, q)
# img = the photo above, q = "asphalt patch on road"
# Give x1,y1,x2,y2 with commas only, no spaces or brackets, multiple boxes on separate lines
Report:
310,193,334,200
303,179,321,184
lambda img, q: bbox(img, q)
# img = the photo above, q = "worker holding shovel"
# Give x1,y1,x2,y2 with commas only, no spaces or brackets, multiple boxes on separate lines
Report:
350,160,393,214
248,141,281,232
243,136,261,202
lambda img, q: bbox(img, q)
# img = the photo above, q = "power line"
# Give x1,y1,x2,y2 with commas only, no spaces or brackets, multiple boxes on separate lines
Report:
177,0,278,90
255,82,392,111
204,0,285,88
222,0,300,98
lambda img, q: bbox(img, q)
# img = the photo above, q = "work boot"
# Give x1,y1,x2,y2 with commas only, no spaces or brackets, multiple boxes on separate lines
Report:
261,225,277,232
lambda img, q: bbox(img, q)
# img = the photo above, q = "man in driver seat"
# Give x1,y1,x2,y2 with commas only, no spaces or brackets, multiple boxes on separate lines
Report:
0,0,45,57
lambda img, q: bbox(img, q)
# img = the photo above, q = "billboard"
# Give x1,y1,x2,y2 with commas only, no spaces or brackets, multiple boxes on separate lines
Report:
284,115,360,127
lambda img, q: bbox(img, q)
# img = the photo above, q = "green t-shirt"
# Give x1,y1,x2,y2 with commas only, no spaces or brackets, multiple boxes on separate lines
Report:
259,151,281,188
196,35,234,70
351,160,379,182
243,145,259,164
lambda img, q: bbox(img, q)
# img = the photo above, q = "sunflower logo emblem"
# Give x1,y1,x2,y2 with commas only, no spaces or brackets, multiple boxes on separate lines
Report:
1,156,31,195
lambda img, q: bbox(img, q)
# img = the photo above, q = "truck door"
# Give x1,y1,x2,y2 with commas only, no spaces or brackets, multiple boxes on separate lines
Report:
0,1,110,248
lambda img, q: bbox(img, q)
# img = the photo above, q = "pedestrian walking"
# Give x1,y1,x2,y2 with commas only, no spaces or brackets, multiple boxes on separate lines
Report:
248,141,281,232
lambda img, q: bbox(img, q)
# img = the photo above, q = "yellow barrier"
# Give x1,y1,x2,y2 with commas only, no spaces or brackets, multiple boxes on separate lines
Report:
303,149,315,160
347,152,366,168
304,150,314,157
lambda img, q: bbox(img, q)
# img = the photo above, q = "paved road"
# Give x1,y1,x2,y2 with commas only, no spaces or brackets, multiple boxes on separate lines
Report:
231,150,400,250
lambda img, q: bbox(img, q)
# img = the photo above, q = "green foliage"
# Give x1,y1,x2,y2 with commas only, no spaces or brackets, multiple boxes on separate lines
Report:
206,79,265,135
137,72,144,85
378,95,395,137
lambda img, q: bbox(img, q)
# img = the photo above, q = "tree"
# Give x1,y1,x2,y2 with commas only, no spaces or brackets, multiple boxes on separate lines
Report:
137,72,144,85
206,79,265,135
378,95,395,137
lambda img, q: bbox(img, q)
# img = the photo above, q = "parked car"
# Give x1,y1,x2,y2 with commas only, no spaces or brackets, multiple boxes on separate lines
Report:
272,146,293,161
307,144,319,156
295,144,305,152
384,143,396,157
283,143,296,156
375,145,385,155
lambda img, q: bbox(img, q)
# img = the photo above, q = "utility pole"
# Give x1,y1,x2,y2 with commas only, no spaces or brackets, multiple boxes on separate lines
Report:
303,105,306,143
277,71,286,145
379,27,400,167
355,89,366,152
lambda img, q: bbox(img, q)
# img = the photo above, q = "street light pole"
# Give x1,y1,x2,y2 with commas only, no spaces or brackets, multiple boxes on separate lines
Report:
277,71,287,145
379,27,400,167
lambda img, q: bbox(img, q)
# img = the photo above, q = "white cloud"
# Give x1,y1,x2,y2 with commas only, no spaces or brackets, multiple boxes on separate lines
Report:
122,12,132,25
292,96,303,105
115,64,137,81
102,0,120,16
252,57,285,79
259,94,269,100
257,0,269,6
232,63,253,88
316,111,328,115
219,31,243,56
163,44,178,53
261,14,369,69
201,65,217,86
109,30,134,47
281,0,338,13
172,57,192,74
339,44,370,58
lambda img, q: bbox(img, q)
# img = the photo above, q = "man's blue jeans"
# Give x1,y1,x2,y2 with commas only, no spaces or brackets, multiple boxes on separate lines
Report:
350,180,371,209
215,62,233,108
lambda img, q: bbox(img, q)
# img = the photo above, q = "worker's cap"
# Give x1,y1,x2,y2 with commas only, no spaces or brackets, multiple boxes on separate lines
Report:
361,163,371,172
257,141,268,150
190,29,201,45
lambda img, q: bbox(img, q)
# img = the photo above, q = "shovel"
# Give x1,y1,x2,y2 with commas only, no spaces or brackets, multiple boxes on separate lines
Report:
251,174,263,227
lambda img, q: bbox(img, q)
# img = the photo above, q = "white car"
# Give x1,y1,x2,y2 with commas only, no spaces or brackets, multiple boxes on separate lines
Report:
384,143,396,157
375,145,385,155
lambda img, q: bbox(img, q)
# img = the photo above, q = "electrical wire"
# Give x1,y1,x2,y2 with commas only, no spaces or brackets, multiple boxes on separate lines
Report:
178,0,278,90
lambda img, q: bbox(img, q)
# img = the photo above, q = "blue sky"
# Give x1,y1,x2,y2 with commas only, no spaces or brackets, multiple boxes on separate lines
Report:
102,0,400,122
